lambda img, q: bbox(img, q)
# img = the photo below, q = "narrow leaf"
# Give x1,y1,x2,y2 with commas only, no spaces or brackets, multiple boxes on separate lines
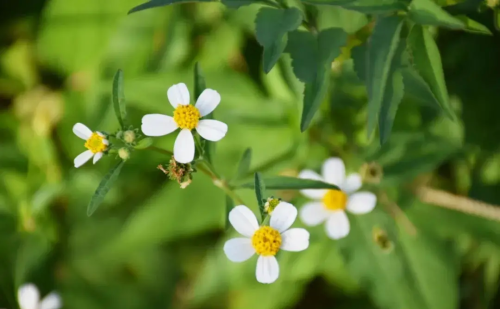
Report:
194,62,206,100
87,161,125,216
222,0,280,8
112,70,127,129
301,69,330,132
240,176,339,190
254,173,266,221
408,25,454,119
456,16,492,35
351,43,368,82
225,195,234,230
129,0,212,14
408,0,465,29
235,148,252,180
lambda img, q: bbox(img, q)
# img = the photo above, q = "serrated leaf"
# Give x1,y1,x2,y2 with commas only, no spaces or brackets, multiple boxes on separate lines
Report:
351,43,367,82
194,62,206,100
225,195,234,230
286,31,318,83
87,161,125,216
240,176,339,190
235,148,252,180
302,68,330,132
456,16,492,35
112,70,127,129
134,137,153,149
254,173,266,221
255,7,302,73
222,0,280,9
408,0,465,29
365,16,403,138
303,0,408,14
401,67,441,109
408,25,454,119
129,0,212,14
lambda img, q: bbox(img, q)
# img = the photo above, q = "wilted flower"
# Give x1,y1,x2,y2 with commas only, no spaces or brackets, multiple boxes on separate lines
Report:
17,283,61,309
73,123,109,168
141,83,228,163
299,157,377,239
224,203,309,284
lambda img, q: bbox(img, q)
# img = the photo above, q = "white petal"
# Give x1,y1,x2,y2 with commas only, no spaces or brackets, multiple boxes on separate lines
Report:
342,173,362,194
72,123,92,140
299,202,330,226
280,228,309,252
195,89,221,117
196,119,227,142
167,83,190,108
40,293,62,309
325,211,350,240
322,157,345,186
298,169,327,200
74,150,94,168
18,284,39,309
141,114,178,137
256,255,279,284
346,192,377,214
173,129,195,163
270,202,297,233
229,205,259,237
223,238,255,262
93,152,103,164
102,139,109,146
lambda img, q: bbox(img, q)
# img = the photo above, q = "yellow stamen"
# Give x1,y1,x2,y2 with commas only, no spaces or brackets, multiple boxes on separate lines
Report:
85,132,107,154
173,105,200,130
322,190,347,211
252,226,281,256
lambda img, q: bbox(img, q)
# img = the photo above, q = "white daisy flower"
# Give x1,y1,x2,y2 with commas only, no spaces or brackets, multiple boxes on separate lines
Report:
299,157,377,240
224,202,309,284
72,123,109,168
141,83,228,164
17,283,62,309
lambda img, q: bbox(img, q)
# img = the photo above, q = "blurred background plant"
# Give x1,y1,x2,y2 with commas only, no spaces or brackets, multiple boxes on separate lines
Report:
1,0,500,308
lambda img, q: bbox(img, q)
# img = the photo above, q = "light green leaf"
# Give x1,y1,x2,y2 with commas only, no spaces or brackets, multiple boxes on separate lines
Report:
129,0,212,14
408,0,465,29
240,176,339,190
254,172,266,221
112,69,127,129
235,148,252,180
455,15,492,35
222,0,280,9
408,25,454,119
365,16,403,138
304,0,408,14
87,160,125,216
194,62,206,101
134,137,153,149
255,7,303,73
225,195,234,230
401,67,441,109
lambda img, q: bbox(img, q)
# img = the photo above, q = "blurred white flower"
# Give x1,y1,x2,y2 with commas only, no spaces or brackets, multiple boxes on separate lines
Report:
299,157,377,239
17,283,61,309
224,202,309,284
141,83,228,164
72,123,109,168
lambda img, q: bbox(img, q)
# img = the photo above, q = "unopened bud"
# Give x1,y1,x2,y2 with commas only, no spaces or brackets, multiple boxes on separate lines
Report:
118,148,130,160
264,197,281,215
124,130,136,144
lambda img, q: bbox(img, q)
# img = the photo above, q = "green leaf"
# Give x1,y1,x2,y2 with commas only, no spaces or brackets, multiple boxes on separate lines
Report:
408,25,454,119
351,43,367,82
112,69,127,129
134,137,153,149
401,67,441,109
222,0,280,9
365,16,404,138
194,62,206,101
302,68,330,132
408,0,465,29
87,161,125,216
129,0,212,14
225,195,234,230
303,0,408,14
254,173,266,221
235,148,252,180
495,7,500,32
240,176,339,190
456,16,492,35
286,31,318,83
255,7,303,73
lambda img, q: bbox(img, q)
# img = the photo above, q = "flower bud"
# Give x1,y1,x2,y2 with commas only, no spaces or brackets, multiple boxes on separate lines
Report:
264,197,281,215
124,130,136,144
118,148,130,161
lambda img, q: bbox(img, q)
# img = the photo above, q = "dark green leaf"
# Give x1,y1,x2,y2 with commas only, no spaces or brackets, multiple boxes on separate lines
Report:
303,0,408,14
443,0,484,15
408,25,454,119
254,173,266,221
222,0,280,9
286,31,318,83
365,16,404,138
456,16,492,35
408,0,465,29
134,137,153,149
240,176,339,190
194,62,206,101
235,148,252,180
401,67,441,109
112,69,127,129
494,7,500,31
255,7,302,73
87,161,125,216
302,68,330,132
225,195,234,230
129,0,212,14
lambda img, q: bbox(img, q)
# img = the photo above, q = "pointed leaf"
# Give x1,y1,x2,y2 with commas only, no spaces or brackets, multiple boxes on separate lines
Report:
112,69,127,129
352,43,367,82
129,0,212,14
222,0,280,8
225,195,234,230
235,148,252,180
254,173,266,221
408,0,465,29
401,67,441,109
286,31,318,83
240,176,339,190
301,69,330,132
194,62,206,101
87,161,125,216
456,16,492,35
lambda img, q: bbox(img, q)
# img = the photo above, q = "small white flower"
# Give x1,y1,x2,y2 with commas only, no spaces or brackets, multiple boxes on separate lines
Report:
223,202,309,284
72,123,109,168
17,283,62,309
141,83,228,163
299,157,377,240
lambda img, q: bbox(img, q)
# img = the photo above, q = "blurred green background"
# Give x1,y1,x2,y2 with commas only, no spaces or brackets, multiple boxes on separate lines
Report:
1,0,500,308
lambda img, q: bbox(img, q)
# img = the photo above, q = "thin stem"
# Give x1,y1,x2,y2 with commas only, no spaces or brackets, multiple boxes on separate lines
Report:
379,191,417,236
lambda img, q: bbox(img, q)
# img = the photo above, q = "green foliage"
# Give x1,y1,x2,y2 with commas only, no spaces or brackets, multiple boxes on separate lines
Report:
303,0,408,14
112,69,127,129
240,176,340,190
129,0,212,14
225,195,234,230
408,0,465,29
87,161,125,216
254,172,266,221
235,148,252,181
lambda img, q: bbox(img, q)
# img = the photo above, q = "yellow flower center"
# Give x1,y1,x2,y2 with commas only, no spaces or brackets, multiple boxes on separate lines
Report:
85,132,107,154
322,190,348,211
252,226,282,256
173,105,200,130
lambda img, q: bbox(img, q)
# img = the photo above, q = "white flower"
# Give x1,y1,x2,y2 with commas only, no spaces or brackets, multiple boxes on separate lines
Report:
17,283,62,309
223,202,309,284
72,123,109,168
299,157,377,239
141,83,228,163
